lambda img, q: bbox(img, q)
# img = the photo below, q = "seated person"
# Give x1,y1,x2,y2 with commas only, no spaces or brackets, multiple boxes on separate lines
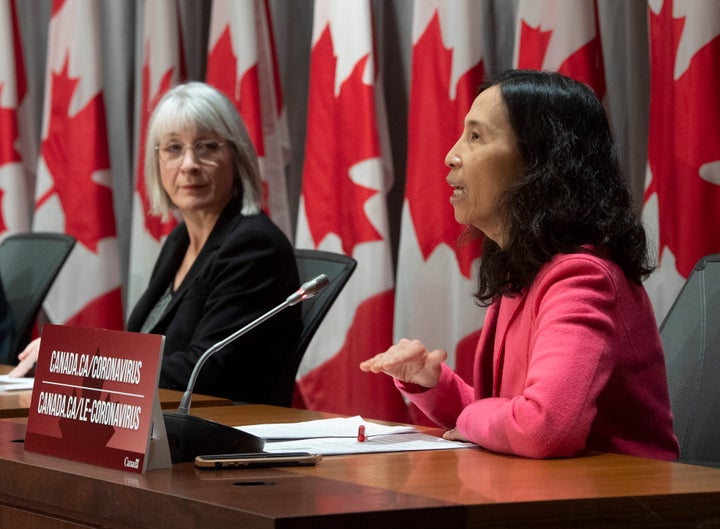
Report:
11,82,302,404
361,69,679,461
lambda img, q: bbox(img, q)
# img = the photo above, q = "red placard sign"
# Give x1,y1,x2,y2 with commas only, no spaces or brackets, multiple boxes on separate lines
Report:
24,324,171,473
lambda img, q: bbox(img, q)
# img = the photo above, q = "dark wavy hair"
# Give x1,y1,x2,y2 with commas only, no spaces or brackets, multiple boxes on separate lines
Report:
473,69,652,306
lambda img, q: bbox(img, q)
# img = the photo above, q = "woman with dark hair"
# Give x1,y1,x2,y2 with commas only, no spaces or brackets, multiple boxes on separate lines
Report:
361,69,679,460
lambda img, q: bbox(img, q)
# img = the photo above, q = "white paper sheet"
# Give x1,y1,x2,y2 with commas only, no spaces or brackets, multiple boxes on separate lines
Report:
0,375,35,392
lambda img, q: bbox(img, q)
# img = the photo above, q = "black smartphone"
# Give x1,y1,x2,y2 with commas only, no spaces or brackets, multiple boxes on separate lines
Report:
194,452,322,469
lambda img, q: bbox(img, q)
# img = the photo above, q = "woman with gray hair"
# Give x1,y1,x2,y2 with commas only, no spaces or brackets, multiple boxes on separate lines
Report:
127,81,301,403
11,82,301,405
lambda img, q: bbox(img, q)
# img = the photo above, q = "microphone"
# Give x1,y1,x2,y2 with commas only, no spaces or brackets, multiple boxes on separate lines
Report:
162,274,331,463
286,274,331,306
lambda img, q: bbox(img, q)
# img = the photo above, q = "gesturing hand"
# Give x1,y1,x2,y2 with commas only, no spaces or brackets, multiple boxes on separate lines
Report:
8,337,41,378
359,338,447,389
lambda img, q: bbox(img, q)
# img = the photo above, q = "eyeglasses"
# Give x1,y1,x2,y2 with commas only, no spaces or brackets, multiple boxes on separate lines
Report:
155,140,226,167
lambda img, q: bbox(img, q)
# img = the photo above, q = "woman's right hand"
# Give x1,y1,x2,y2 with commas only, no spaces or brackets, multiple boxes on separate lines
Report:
359,338,447,389
7,337,41,377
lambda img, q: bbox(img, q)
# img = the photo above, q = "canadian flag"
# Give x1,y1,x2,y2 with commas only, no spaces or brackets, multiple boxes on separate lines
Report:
127,0,185,312
643,0,720,321
206,0,292,239
32,0,123,330
513,0,606,99
394,1,486,388
295,0,407,422
0,0,35,242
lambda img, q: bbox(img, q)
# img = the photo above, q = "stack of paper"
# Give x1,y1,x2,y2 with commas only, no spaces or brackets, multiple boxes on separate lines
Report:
237,415,474,455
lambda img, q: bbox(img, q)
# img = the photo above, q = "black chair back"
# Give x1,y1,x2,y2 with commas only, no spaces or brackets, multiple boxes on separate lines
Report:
268,249,357,406
660,253,720,466
0,232,76,364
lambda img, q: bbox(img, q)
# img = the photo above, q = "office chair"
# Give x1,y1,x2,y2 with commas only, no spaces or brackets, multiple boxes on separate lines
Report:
660,253,720,466
0,232,76,364
268,249,357,406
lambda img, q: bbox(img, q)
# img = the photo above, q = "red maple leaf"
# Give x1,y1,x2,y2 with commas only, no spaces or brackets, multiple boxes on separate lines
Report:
207,26,265,156
238,64,265,156
58,348,116,448
0,84,22,234
64,287,124,330
0,1,28,234
518,17,606,99
298,291,408,422
405,12,484,278
135,43,179,240
0,86,22,167
208,25,274,216
517,19,552,71
645,1,720,276
301,24,382,255
36,55,116,252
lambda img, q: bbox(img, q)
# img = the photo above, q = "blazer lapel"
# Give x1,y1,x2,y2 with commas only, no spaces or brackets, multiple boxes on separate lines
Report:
474,303,498,399
162,199,243,315
491,294,524,395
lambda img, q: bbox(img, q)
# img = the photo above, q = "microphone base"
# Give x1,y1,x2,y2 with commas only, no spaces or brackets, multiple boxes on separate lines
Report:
163,411,264,463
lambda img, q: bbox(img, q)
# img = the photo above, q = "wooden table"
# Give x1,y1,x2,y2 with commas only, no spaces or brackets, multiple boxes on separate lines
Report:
0,364,232,417
2,404,720,528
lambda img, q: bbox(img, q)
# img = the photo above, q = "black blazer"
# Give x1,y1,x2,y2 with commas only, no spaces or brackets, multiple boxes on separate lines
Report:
127,200,301,403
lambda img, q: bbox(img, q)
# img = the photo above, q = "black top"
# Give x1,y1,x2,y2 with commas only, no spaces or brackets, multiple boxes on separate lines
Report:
127,200,301,403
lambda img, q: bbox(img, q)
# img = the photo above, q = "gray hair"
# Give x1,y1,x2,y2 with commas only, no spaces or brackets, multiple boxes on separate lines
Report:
143,82,262,218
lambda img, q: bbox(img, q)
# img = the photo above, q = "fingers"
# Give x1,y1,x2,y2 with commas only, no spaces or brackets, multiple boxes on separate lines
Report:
442,428,469,443
17,337,41,362
359,338,426,373
9,338,41,377
426,348,448,367
8,357,34,378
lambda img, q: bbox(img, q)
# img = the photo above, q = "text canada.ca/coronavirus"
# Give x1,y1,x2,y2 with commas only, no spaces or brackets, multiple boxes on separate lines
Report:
48,350,142,385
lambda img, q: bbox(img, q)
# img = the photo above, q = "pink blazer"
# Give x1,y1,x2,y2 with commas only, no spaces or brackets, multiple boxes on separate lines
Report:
399,251,679,460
